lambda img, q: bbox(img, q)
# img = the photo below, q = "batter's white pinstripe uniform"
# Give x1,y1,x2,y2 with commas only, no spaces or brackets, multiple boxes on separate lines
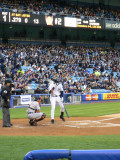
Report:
48,82,64,120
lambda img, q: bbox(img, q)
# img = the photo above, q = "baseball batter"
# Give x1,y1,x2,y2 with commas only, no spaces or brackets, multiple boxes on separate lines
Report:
27,97,46,126
48,78,65,124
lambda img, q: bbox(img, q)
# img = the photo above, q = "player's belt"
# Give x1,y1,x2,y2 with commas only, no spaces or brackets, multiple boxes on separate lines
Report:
52,95,59,97
28,107,35,110
27,112,33,114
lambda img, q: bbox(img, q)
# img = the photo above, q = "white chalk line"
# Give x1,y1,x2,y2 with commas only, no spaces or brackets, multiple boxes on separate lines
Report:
98,116,120,122
63,116,120,128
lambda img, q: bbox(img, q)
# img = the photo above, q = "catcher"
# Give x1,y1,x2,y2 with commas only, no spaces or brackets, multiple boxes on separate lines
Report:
27,96,46,126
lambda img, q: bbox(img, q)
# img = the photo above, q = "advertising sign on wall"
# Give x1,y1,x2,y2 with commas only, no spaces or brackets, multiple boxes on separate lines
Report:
20,95,31,104
82,94,100,101
105,20,120,30
103,93,120,100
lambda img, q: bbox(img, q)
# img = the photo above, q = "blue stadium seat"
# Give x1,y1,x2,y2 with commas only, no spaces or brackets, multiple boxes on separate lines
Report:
86,68,93,74
113,72,120,77
21,66,29,71
49,66,54,69
117,82,120,88
71,76,84,82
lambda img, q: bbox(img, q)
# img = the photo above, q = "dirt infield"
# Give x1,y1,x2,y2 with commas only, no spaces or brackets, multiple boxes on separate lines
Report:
0,114,120,136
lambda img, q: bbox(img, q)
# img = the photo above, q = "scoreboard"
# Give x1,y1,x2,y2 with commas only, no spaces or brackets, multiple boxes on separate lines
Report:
0,11,103,29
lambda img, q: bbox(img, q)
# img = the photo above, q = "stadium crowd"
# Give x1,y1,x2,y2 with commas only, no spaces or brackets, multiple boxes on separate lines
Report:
0,43,120,96
0,0,120,20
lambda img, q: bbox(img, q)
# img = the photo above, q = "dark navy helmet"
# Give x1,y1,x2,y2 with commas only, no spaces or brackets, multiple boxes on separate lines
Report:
34,97,41,101
52,78,59,83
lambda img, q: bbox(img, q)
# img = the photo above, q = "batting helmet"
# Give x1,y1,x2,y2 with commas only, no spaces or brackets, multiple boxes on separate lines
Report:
34,97,41,101
52,77,59,83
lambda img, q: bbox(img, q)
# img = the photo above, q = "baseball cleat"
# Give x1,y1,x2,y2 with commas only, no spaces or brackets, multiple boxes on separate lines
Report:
3,124,11,127
51,119,54,124
60,115,65,121
29,119,37,126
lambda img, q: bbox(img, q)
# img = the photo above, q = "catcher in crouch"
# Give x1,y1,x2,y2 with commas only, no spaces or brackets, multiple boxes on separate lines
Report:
27,97,46,126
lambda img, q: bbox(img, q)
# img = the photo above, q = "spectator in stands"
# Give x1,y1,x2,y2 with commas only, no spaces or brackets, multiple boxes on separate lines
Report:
0,0,120,20
0,43,120,96
83,85,92,94
17,68,25,74
95,69,101,77
34,86,41,94
115,86,120,92
100,64,105,73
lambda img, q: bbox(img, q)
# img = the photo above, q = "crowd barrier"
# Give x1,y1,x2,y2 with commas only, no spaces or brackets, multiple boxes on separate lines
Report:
8,92,120,108
23,149,120,160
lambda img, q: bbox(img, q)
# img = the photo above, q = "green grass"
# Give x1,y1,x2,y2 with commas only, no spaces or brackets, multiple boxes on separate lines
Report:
0,101,120,160
0,101,120,120
0,135,120,160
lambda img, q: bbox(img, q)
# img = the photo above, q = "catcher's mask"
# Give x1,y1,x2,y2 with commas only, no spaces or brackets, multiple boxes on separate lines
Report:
35,97,42,106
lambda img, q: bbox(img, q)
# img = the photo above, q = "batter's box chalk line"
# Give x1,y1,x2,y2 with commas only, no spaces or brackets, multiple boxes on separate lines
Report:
62,118,120,128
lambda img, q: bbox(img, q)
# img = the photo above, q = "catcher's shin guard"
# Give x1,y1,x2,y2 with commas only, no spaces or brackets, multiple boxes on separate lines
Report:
35,113,46,122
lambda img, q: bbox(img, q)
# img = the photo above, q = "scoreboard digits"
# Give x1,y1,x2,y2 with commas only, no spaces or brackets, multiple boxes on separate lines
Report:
2,12,8,22
25,18,28,23
55,18,62,25
33,19,39,24
12,17,21,23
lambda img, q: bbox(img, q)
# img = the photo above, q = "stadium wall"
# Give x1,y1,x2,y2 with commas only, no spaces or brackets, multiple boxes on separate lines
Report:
9,92,120,108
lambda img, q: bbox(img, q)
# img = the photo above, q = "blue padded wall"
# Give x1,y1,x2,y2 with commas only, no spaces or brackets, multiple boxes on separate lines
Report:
24,149,70,160
71,149,120,160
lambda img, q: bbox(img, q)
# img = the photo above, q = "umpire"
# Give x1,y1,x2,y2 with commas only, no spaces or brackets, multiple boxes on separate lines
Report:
1,79,12,127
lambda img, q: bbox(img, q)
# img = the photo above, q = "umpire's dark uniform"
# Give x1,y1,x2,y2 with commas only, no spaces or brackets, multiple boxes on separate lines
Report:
1,80,12,127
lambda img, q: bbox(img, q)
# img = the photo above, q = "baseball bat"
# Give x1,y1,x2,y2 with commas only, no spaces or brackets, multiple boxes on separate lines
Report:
64,106,70,118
